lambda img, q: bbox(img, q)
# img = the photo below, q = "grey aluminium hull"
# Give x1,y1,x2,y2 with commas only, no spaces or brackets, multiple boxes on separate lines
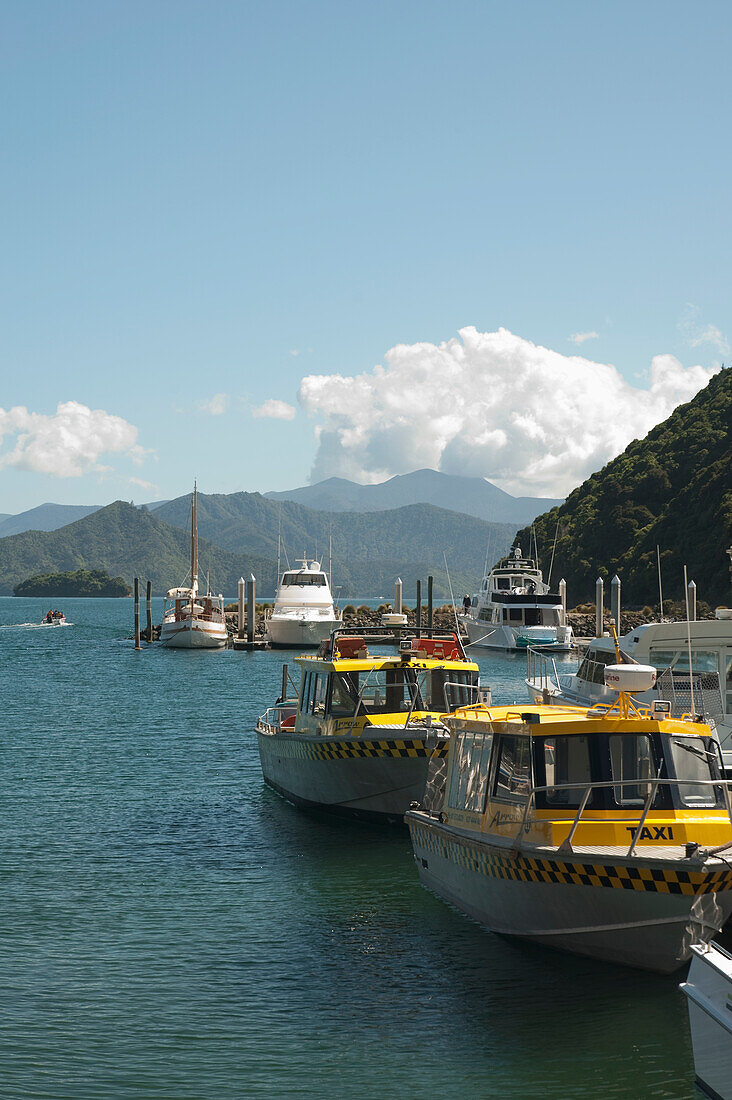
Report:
257,728,431,823
406,814,732,973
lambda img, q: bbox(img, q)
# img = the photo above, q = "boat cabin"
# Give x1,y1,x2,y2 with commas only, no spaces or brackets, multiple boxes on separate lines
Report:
432,703,732,851
291,634,480,736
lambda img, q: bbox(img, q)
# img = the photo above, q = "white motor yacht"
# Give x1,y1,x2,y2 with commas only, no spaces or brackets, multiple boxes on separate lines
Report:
461,546,574,652
265,560,341,648
159,484,227,649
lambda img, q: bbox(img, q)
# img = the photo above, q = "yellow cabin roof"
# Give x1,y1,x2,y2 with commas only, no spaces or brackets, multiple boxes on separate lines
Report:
446,702,713,738
296,653,479,674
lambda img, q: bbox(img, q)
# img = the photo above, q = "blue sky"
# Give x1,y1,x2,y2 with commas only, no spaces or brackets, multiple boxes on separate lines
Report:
1,0,730,512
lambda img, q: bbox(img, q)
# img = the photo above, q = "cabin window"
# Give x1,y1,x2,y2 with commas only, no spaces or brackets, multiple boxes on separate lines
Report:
300,672,312,712
650,648,719,675
448,730,493,812
576,649,614,686
540,735,594,808
666,735,723,808
310,674,327,717
282,573,326,586
479,608,492,622
433,670,478,711
496,578,510,590
493,735,532,803
508,609,523,624
609,734,655,807
338,668,425,715
328,673,358,718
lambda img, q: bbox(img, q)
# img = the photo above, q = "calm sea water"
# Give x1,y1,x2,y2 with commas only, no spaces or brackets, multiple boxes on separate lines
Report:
1,598,698,1098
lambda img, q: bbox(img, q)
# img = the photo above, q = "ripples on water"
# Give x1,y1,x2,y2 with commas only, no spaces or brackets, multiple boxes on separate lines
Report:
0,598,696,1098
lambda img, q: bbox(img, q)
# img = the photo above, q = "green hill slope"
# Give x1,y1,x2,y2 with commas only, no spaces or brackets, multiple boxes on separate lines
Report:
516,367,732,607
0,502,274,596
154,492,517,579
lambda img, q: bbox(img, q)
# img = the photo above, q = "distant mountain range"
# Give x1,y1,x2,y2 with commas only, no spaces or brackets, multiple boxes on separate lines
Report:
265,468,562,525
517,366,732,607
0,493,519,598
0,503,103,538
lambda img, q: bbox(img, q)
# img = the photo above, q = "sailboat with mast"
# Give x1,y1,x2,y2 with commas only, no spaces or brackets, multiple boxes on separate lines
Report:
159,483,228,649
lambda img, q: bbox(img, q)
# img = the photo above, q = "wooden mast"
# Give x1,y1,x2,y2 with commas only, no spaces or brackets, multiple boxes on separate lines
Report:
191,481,199,594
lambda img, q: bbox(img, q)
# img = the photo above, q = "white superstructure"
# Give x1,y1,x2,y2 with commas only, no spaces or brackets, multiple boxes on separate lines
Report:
681,942,732,1100
159,484,227,650
265,560,340,648
461,546,574,652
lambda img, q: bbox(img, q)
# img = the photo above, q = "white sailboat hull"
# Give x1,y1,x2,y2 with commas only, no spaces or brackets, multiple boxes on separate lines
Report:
681,943,732,1100
159,618,227,649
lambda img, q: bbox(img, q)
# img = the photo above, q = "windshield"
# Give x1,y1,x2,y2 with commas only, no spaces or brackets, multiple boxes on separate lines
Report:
282,573,326,586
667,735,724,808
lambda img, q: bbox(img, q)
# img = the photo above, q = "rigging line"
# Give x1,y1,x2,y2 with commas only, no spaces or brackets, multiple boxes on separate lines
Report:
443,551,461,637
547,517,560,588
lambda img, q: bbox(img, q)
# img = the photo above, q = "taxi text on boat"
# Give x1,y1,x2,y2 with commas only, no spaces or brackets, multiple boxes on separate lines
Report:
159,483,227,649
461,546,574,652
256,624,482,823
265,559,341,648
406,662,732,972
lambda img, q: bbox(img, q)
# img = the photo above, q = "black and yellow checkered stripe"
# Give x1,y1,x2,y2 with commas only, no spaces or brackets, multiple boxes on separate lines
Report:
308,738,430,760
411,822,732,896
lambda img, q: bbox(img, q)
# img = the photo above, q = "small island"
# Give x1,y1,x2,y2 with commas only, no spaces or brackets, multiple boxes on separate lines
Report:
13,569,132,598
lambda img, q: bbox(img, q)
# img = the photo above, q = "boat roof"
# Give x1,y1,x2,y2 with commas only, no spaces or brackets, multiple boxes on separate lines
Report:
296,652,479,673
585,619,732,651
294,626,478,672
446,702,713,738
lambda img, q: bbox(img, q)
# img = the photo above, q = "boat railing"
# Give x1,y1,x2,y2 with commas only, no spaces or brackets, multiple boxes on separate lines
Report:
511,774,732,859
257,706,297,734
526,647,563,694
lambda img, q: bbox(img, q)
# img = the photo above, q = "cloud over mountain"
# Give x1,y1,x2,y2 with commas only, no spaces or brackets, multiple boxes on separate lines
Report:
298,327,717,496
0,401,146,477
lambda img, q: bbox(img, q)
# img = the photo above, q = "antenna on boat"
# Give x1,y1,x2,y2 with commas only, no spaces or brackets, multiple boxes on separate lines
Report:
276,506,282,583
656,545,665,620
443,551,461,636
191,480,199,594
684,564,697,717
547,518,560,588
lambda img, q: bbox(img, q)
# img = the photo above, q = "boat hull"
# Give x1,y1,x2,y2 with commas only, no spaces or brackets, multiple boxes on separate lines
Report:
462,617,573,652
266,616,340,648
159,620,228,648
406,815,732,973
257,729,431,822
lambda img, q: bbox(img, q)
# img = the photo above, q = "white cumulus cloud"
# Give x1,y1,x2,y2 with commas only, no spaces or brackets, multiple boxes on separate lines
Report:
678,304,729,355
199,393,228,416
298,326,717,497
569,331,599,345
0,401,148,478
253,399,296,421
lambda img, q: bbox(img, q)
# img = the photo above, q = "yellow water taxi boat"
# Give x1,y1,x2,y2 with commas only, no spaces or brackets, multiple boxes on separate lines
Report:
406,663,732,972
257,626,481,823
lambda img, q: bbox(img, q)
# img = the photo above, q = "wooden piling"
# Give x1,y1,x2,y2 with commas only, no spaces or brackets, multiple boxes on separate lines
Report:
427,575,433,630
246,574,256,643
134,577,141,650
416,579,422,635
238,577,246,639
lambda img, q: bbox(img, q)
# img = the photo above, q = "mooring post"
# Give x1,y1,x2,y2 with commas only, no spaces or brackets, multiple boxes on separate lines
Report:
238,576,246,639
134,577,141,650
687,578,697,622
427,575,433,631
416,579,422,636
610,575,621,637
146,580,152,642
246,574,256,643
595,577,604,639
394,577,402,615
559,578,567,627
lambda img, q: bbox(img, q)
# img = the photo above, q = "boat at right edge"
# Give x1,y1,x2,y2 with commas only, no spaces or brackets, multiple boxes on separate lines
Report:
406,662,732,973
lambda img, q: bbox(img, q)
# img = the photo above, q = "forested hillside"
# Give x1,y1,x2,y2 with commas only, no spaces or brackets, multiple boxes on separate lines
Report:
516,367,732,606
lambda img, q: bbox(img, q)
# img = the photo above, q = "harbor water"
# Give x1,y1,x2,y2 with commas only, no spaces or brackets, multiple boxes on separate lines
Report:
1,598,698,1098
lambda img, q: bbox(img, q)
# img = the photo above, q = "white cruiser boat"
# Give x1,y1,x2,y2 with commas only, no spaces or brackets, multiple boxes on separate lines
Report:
265,560,341,648
681,941,732,1100
159,484,227,649
461,546,574,652
526,614,732,773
